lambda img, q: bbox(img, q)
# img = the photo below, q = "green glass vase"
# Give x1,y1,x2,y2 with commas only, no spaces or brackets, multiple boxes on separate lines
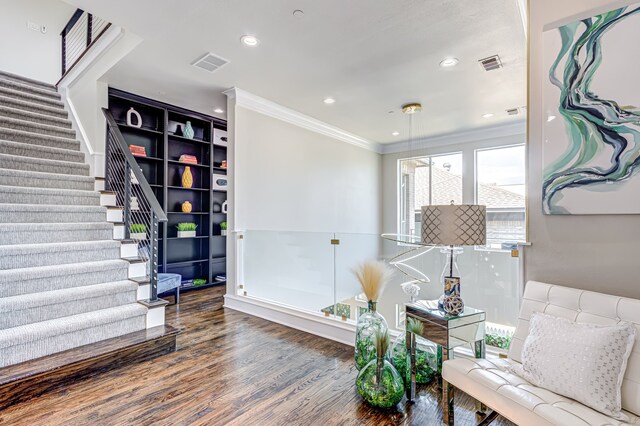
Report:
355,301,388,370
356,355,405,408
389,332,437,384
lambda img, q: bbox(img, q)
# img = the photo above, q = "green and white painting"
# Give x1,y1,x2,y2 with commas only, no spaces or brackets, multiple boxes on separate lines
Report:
543,4,640,214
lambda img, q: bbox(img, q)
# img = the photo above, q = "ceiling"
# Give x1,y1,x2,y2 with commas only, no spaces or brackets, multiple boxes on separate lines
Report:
64,0,526,144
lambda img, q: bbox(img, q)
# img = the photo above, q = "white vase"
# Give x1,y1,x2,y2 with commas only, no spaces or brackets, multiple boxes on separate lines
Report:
130,232,146,240
126,107,142,128
222,200,228,214
177,231,196,238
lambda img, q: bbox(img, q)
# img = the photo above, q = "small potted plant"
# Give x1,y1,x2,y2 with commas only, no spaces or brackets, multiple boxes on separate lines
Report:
220,221,227,236
193,278,207,287
176,222,197,238
130,223,147,240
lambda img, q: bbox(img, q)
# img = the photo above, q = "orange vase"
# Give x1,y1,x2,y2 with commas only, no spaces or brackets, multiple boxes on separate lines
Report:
182,166,193,188
181,201,192,213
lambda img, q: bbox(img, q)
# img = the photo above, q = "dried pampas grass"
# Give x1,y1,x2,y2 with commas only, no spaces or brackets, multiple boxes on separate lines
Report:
354,260,393,302
375,328,390,358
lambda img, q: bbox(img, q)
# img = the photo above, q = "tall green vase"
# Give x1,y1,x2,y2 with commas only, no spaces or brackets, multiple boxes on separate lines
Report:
355,301,388,370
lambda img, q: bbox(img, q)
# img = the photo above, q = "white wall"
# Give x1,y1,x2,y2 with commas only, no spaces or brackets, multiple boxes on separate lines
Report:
58,27,142,176
233,107,382,234
526,0,640,298
0,0,76,83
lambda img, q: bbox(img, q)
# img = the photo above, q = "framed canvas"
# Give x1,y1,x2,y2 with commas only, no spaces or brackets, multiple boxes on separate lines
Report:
542,4,640,214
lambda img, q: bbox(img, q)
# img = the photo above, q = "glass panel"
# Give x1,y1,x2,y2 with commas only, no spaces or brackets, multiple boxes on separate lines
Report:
242,230,334,313
476,145,526,245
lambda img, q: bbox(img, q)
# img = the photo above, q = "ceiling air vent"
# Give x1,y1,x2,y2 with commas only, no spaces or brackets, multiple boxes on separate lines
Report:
479,55,503,71
506,107,520,116
192,52,229,73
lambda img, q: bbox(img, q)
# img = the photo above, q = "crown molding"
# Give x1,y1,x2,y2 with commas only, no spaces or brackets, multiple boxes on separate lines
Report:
381,121,527,154
223,87,381,153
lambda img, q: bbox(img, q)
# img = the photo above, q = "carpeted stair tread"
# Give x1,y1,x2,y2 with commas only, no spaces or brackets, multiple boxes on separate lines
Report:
0,259,129,297
0,168,94,191
0,140,84,163
0,106,72,129
0,222,114,245
0,95,67,119
0,86,64,109
0,240,122,270
0,281,137,330
0,204,107,223
0,78,61,100
0,127,79,151
0,184,98,205
0,71,57,92
0,116,75,139
0,303,148,367
0,153,88,176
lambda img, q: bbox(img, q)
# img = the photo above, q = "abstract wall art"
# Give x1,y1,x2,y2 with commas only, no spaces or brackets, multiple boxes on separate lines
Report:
542,4,640,214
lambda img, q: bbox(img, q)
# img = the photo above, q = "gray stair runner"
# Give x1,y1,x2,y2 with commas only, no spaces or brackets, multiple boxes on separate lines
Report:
0,70,148,369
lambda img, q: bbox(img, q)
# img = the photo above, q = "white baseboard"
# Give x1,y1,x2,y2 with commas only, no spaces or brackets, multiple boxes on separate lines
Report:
223,294,356,346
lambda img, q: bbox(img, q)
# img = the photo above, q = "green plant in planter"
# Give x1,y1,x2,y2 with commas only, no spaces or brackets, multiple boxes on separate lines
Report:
389,317,437,385
356,329,404,408
485,333,512,350
130,224,147,234
220,221,227,231
193,278,207,286
176,223,198,232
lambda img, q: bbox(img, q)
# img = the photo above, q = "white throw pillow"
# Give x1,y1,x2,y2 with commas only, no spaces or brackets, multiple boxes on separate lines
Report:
517,312,636,420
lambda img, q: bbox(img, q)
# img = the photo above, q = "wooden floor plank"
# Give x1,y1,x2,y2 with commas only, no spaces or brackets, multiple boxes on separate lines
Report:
0,287,514,425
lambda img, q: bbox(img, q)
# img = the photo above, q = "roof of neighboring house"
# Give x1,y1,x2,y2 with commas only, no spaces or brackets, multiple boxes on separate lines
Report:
413,166,524,210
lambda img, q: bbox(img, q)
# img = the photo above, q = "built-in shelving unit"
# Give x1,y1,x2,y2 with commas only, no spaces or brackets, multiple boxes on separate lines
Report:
108,88,228,292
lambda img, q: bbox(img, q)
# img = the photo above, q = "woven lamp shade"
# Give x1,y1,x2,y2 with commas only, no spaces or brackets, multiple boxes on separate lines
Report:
421,204,487,246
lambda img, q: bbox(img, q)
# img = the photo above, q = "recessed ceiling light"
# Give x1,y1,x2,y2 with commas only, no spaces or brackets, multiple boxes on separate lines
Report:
293,9,304,18
240,35,259,46
439,57,459,68
214,108,224,114
392,131,400,136
323,97,336,104
482,113,495,118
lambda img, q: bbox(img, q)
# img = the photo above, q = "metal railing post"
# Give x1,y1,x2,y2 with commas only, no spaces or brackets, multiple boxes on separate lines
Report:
124,161,132,239
86,13,93,46
150,213,159,301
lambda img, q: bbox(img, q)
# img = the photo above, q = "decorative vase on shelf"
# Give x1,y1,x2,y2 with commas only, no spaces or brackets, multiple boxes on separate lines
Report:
389,318,437,384
182,166,193,188
175,124,184,136
356,330,404,409
355,301,388,370
183,121,194,139
222,200,228,214
126,107,142,128
181,201,192,213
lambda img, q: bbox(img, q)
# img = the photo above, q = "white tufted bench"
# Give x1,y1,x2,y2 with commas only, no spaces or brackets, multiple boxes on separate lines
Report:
441,281,640,426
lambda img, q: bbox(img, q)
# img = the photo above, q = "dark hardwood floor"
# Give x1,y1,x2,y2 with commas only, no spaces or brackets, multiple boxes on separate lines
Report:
0,287,514,425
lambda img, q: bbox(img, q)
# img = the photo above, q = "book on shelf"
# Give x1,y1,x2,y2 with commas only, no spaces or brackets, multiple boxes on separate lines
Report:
129,145,147,157
179,154,198,165
214,275,226,282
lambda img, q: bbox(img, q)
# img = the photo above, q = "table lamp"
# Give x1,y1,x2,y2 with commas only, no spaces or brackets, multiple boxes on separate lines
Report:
421,203,486,315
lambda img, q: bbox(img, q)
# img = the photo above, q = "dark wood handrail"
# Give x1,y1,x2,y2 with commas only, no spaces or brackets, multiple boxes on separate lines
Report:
60,8,84,36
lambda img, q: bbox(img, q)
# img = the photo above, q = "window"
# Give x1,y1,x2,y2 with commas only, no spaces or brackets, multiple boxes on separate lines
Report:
476,145,526,246
399,153,463,237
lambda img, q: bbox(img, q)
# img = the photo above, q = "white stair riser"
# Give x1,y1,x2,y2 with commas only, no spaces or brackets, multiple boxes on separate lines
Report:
128,262,146,278
95,180,105,191
100,193,117,206
120,243,138,258
146,306,165,329
107,209,123,223
113,224,124,240
137,283,150,301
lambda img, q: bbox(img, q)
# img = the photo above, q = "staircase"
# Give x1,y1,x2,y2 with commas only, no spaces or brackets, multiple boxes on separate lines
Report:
0,70,161,370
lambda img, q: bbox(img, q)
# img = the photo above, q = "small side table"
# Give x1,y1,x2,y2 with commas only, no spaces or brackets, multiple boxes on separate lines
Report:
405,300,486,401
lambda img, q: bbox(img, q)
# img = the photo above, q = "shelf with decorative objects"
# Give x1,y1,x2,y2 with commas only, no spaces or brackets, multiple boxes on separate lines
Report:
108,88,228,293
